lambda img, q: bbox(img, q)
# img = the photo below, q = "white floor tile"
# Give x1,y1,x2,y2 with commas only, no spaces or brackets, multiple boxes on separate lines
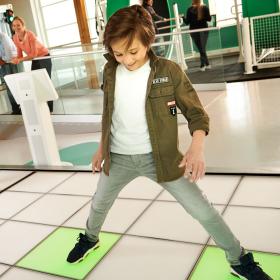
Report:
64,198,151,233
51,172,99,196
128,201,224,243
13,194,90,225
209,206,280,253
0,192,41,219
1,267,67,280
0,171,31,192
0,221,55,264
158,175,240,204
231,176,280,208
0,264,10,276
10,172,74,193
87,236,203,280
118,177,162,199
0,219,5,225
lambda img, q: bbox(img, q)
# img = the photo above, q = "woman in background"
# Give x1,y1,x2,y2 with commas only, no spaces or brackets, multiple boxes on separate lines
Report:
184,0,211,71
142,0,166,34
11,16,53,112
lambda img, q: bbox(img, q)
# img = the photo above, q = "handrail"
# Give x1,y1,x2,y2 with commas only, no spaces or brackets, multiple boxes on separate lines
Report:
154,14,184,24
157,25,177,31
216,17,238,23
49,39,100,50
32,26,220,61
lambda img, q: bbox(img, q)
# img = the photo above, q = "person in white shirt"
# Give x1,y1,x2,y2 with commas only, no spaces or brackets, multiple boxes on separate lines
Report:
0,31,20,114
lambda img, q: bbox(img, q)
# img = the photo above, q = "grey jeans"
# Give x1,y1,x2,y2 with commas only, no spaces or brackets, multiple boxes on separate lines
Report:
86,152,242,265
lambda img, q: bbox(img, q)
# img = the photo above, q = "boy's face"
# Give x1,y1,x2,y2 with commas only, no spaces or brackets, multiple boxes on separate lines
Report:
111,36,149,71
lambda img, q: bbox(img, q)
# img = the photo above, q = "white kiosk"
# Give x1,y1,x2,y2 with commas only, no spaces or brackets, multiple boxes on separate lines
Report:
4,69,71,167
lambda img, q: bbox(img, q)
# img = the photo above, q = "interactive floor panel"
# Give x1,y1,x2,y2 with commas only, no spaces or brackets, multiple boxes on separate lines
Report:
17,228,121,280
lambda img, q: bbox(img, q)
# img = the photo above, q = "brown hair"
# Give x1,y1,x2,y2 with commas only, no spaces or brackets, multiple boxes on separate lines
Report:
12,16,25,26
103,5,155,54
192,0,204,21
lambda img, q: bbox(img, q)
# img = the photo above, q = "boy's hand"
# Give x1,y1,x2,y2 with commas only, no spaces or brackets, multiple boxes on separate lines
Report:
178,147,205,183
91,149,103,173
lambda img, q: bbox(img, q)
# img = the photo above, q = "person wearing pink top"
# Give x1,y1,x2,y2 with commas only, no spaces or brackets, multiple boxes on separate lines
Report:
11,16,53,112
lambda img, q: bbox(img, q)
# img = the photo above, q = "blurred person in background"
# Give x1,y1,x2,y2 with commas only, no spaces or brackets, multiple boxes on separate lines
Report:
0,31,20,114
184,0,211,71
11,16,53,112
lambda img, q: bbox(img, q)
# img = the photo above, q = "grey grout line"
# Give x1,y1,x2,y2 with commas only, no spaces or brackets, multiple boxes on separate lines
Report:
1,173,279,279
0,172,78,228
0,171,81,278
1,264,73,280
4,188,280,210
82,188,166,279
0,171,35,194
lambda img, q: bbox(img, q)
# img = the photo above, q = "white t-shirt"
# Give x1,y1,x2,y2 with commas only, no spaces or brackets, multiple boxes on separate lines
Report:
110,60,152,154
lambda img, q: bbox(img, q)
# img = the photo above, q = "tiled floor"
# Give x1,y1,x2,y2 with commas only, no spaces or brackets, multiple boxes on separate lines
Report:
0,171,279,279
0,79,279,278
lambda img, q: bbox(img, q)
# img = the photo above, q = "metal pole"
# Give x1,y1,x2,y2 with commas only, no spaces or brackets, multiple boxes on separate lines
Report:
242,18,255,74
233,0,244,62
173,3,188,70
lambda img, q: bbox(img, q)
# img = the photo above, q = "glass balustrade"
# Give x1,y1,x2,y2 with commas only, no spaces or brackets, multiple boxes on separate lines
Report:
0,27,225,170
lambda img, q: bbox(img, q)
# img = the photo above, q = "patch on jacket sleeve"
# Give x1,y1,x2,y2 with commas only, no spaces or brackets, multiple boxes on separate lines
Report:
152,77,169,84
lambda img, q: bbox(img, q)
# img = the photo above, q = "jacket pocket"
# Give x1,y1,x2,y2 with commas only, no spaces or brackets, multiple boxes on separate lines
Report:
149,85,176,116
149,85,174,98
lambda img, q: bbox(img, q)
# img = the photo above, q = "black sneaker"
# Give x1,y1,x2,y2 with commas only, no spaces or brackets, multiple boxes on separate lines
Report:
231,252,273,280
67,233,100,263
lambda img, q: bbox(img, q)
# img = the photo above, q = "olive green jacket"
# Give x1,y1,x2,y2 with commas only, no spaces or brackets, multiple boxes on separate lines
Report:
101,50,209,182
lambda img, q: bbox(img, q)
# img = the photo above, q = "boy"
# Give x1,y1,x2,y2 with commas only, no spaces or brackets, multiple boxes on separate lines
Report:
67,5,272,280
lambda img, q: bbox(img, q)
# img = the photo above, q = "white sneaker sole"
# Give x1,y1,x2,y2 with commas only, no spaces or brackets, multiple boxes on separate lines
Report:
231,268,247,280
71,241,100,264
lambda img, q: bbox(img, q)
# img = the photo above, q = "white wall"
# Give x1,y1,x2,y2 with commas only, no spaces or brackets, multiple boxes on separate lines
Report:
0,0,37,33
130,0,142,5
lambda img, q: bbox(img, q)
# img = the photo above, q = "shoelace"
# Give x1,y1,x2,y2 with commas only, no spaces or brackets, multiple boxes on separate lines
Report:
75,234,91,249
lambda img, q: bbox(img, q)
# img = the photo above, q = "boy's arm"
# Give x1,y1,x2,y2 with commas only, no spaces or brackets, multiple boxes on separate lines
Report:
170,62,209,136
170,62,209,182
92,66,108,173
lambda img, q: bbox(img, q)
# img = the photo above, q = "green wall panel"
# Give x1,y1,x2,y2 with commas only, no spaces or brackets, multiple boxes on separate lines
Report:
242,0,279,17
220,25,238,49
107,0,129,19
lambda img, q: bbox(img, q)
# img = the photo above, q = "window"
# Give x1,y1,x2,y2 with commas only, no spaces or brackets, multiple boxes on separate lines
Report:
34,0,98,48
208,0,242,27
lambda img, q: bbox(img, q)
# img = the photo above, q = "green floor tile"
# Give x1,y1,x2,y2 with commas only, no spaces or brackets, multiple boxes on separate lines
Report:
59,142,99,165
17,227,121,280
26,141,99,166
190,246,280,280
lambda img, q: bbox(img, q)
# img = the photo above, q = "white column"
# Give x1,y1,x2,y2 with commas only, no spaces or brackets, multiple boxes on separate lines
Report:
242,18,255,74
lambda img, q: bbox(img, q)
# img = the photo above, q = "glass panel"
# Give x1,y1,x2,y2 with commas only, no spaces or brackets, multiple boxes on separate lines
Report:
42,1,77,30
182,28,225,84
50,51,106,114
152,28,225,85
0,29,224,170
